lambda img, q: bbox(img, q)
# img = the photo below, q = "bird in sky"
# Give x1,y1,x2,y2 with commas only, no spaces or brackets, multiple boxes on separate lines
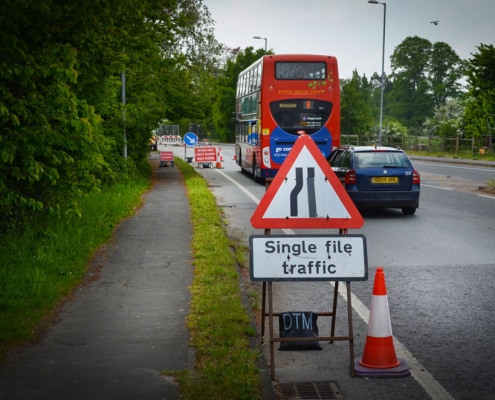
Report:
431,21,439,25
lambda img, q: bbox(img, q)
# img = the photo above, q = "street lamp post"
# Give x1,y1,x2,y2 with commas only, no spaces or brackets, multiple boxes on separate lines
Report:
368,0,386,146
253,36,267,52
121,72,127,159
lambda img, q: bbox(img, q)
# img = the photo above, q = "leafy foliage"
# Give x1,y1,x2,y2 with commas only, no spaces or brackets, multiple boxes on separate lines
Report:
0,0,220,230
340,70,374,136
389,36,435,127
341,36,476,140
1,1,112,226
211,47,267,142
429,42,464,108
463,44,495,139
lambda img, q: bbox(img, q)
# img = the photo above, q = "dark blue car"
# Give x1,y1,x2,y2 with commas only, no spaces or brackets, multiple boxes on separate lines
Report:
329,145,420,215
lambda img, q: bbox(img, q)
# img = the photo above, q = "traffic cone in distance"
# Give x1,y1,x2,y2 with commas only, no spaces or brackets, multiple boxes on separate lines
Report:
215,148,223,169
354,267,410,378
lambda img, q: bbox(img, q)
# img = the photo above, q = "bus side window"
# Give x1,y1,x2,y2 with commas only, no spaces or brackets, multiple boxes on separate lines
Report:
248,123,258,146
256,64,262,89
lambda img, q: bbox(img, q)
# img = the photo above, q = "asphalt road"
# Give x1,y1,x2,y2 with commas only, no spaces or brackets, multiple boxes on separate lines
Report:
167,144,495,400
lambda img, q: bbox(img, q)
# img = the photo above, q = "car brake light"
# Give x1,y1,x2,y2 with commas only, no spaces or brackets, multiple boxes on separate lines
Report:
345,170,356,185
412,170,420,185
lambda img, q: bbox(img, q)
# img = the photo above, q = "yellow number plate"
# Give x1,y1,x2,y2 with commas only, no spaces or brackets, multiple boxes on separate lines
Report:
371,176,398,184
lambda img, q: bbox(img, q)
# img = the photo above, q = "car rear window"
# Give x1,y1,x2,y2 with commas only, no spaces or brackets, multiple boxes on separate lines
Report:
355,151,411,169
331,150,352,168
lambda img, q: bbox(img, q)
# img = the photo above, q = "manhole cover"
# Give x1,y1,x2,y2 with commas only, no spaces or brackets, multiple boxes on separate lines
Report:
275,381,342,400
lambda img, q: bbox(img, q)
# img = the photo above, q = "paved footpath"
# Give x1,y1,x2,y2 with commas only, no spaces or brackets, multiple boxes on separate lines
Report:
0,162,194,399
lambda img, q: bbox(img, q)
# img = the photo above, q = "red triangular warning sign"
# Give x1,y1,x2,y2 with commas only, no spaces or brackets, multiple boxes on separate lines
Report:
250,135,364,229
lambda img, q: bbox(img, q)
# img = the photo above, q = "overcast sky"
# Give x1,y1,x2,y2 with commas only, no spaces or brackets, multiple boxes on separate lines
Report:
203,0,495,79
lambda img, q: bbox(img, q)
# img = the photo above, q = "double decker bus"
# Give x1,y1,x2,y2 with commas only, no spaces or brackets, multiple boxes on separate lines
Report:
234,54,340,181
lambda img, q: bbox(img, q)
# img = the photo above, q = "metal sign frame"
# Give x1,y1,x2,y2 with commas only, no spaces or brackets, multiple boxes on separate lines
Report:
261,279,356,379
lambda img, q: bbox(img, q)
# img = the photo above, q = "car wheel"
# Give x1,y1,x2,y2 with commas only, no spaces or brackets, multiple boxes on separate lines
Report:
402,207,416,215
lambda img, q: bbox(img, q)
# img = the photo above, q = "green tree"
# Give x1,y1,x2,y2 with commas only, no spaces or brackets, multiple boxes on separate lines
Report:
211,47,266,142
389,36,434,128
0,0,118,225
340,71,374,137
428,42,464,109
156,0,223,132
463,44,495,141
368,71,393,139
369,72,382,115
0,0,218,228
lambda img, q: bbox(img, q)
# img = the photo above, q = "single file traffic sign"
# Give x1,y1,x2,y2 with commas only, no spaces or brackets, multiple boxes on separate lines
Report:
250,134,364,229
249,234,368,281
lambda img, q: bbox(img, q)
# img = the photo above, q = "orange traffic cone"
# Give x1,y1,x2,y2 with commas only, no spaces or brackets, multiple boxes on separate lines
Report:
354,267,410,378
215,148,223,169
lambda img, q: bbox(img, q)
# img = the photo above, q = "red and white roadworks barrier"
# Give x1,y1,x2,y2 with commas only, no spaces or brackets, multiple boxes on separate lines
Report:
157,135,182,146
354,267,411,378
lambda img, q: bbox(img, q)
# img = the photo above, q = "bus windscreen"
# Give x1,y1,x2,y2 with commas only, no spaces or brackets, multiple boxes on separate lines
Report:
269,99,332,134
275,62,326,80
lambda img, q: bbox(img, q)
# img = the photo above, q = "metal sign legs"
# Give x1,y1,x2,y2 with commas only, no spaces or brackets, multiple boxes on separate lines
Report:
260,280,356,380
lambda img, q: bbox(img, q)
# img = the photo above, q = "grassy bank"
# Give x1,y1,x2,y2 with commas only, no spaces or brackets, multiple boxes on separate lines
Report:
169,158,262,400
0,171,151,362
407,149,495,162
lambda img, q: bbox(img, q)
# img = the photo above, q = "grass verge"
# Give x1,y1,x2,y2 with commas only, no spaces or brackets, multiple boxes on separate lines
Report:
167,158,263,399
0,174,151,363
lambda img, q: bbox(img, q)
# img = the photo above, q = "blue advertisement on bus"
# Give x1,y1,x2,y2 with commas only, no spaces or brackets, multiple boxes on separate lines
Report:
269,126,332,166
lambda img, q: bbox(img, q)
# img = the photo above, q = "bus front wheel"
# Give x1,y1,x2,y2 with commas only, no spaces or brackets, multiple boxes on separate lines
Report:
239,153,246,174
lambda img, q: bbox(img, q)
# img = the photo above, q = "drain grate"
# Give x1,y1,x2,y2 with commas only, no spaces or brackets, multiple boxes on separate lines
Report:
275,381,342,400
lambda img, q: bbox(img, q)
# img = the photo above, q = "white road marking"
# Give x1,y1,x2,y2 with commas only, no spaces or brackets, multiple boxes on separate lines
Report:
422,184,495,199
422,184,453,190
415,161,495,173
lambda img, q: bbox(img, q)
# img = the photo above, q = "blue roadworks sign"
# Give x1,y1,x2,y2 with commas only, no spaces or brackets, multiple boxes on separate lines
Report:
183,132,198,147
